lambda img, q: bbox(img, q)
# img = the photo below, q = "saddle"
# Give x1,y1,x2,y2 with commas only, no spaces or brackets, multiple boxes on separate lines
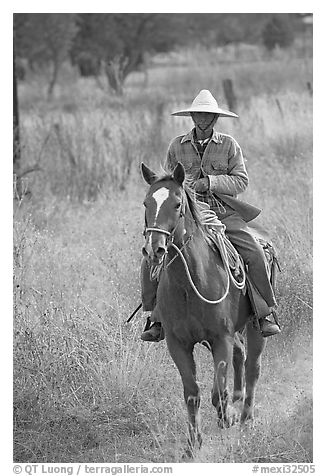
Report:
200,203,281,321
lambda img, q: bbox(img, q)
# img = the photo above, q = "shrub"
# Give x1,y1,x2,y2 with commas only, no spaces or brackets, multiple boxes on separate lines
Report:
262,15,295,51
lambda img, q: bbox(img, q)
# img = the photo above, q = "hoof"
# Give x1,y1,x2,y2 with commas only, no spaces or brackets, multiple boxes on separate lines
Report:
181,447,194,460
182,433,202,460
217,406,240,428
240,409,254,425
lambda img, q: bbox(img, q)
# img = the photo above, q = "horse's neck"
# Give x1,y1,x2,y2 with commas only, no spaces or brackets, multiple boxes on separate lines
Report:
175,212,209,255
173,212,196,244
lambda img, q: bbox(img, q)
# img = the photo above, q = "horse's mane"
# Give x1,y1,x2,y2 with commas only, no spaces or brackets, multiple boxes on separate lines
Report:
183,183,209,236
151,171,209,238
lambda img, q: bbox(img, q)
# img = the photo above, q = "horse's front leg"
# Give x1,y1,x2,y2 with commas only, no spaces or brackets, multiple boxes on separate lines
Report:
241,321,266,423
165,334,202,458
211,334,240,428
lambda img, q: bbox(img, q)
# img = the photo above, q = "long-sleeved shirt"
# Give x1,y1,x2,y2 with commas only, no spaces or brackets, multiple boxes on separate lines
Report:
164,128,248,196
163,128,260,222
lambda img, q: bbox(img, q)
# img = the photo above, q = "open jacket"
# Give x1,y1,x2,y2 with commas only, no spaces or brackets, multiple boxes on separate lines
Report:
163,128,261,222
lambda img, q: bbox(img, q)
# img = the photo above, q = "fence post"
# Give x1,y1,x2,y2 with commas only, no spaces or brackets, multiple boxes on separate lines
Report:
275,98,284,118
222,79,237,113
306,81,313,96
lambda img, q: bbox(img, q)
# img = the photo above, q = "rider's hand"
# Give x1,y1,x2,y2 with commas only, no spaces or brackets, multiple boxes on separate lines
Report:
194,177,209,193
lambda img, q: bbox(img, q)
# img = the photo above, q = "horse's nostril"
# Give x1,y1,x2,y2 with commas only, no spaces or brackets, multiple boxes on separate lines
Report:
155,246,166,258
142,247,149,257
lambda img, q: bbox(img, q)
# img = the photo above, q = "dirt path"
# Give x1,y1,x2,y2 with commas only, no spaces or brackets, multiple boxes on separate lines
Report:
194,330,313,463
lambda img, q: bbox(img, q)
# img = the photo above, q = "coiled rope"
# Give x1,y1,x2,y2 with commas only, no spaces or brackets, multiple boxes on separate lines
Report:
169,229,245,305
199,203,246,291
148,200,246,305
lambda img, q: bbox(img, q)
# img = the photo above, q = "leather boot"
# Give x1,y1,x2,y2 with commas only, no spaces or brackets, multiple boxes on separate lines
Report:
141,322,165,342
259,315,281,338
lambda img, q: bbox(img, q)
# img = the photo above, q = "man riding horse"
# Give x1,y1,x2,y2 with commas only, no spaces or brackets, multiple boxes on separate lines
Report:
141,89,280,341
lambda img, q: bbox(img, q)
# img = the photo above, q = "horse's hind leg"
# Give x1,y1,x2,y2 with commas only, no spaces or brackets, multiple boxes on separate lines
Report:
241,321,266,423
211,335,239,428
165,335,202,456
233,331,246,404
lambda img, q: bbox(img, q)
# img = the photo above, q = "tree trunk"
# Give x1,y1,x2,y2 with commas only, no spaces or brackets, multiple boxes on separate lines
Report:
104,55,127,96
13,46,22,198
47,60,59,99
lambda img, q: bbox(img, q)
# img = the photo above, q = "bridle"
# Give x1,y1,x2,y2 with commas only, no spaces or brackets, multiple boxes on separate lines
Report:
143,195,186,247
143,194,191,281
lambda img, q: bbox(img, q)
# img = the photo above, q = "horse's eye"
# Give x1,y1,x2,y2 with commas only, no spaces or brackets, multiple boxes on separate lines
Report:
175,203,181,209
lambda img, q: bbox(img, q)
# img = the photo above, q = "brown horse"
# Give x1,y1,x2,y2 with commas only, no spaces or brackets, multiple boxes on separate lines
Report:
141,162,266,456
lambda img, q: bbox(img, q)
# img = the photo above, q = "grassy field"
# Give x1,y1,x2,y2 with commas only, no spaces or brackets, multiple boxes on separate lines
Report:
13,42,313,463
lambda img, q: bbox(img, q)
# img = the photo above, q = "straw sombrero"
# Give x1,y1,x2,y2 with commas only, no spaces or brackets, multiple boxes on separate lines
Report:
172,89,238,118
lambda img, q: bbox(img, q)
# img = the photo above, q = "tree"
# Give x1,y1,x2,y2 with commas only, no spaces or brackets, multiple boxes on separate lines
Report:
13,41,21,197
73,51,101,77
262,15,295,51
14,13,78,98
179,13,269,46
184,13,300,48
71,13,189,95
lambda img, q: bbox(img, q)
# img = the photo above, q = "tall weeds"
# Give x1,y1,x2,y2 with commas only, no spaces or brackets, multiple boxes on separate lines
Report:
14,42,313,462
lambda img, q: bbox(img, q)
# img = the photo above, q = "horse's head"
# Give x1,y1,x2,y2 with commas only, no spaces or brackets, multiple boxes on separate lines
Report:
141,162,186,265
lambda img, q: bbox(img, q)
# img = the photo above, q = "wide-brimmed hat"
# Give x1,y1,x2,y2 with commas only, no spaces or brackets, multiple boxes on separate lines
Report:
171,89,238,118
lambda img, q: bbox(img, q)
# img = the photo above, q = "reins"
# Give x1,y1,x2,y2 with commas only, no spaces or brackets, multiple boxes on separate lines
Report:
143,208,245,305
127,184,246,323
144,227,171,237
169,240,230,304
168,231,245,305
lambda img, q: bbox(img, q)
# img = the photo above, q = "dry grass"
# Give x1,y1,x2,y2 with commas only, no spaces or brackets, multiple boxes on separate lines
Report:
13,42,312,463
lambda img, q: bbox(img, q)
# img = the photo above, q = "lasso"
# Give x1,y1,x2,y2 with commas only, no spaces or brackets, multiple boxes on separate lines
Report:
169,230,245,305
146,201,246,305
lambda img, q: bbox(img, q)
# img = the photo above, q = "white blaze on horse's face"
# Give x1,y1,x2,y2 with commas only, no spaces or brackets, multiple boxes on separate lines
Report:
152,187,170,224
142,186,172,265
145,187,170,263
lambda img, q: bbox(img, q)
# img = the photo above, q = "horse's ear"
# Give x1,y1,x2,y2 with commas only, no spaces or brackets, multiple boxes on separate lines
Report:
172,162,185,186
141,163,158,185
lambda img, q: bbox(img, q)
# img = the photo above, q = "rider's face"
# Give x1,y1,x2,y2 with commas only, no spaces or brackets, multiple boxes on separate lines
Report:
191,112,218,132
